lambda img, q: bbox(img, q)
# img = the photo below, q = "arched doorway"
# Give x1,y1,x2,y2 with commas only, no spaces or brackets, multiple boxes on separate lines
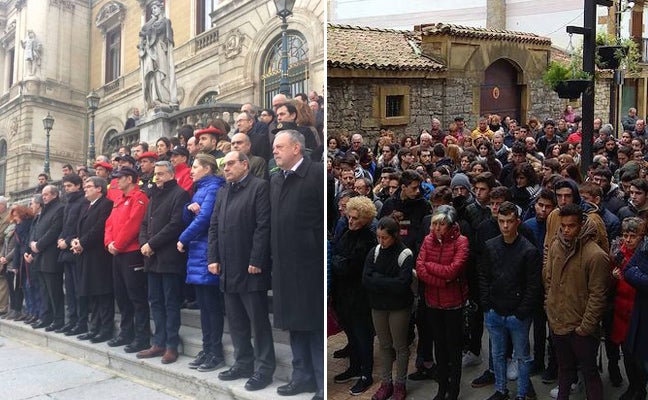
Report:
480,59,521,122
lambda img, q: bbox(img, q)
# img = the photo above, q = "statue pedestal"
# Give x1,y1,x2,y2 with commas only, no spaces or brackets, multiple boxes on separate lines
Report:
138,110,175,145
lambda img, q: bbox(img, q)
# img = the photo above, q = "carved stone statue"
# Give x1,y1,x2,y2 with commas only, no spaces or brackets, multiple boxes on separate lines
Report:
21,30,41,77
138,1,177,110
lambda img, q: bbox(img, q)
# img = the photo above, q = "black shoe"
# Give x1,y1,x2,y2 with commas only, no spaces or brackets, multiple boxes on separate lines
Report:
45,323,63,332
55,323,75,333
486,391,510,400
32,320,50,329
185,301,199,310
189,351,209,369
23,315,36,324
334,368,361,383
197,353,225,372
90,333,112,343
65,326,87,336
311,390,324,400
408,365,437,381
218,366,253,380
609,362,623,387
333,344,350,358
244,372,273,391
471,370,496,388
349,376,373,396
78,332,97,341
541,365,557,384
124,341,150,353
277,380,317,396
107,336,131,347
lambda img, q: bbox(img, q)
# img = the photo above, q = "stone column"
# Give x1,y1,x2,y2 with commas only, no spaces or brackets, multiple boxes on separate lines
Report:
486,0,506,30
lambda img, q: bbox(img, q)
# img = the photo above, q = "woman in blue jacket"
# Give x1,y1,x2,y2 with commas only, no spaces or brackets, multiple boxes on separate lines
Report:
177,153,225,372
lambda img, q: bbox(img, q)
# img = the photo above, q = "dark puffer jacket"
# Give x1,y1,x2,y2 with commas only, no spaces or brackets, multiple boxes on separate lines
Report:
179,174,224,285
416,224,469,309
363,241,413,311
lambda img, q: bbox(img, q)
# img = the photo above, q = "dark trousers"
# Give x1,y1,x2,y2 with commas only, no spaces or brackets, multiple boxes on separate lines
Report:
552,332,603,400
622,345,648,396
532,308,548,367
63,261,78,325
466,301,484,356
414,300,435,367
289,329,324,392
194,284,224,358
338,310,373,378
40,271,64,325
112,251,149,341
148,272,183,349
89,293,114,336
602,307,621,365
22,268,40,317
224,290,276,376
428,307,463,398
5,270,23,312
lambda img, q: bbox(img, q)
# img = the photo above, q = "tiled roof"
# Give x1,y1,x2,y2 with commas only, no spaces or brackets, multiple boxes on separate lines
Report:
327,24,446,72
418,23,552,45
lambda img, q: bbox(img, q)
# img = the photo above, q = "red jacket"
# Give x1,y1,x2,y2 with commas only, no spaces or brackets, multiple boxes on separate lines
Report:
416,224,469,309
105,186,149,253
612,244,638,344
175,163,193,194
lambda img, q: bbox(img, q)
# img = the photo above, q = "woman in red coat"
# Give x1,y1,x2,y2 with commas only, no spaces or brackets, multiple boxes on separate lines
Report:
611,217,647,400
416,205,469,400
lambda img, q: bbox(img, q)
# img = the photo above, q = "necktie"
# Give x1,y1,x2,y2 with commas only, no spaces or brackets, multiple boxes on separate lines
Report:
283,170,293,179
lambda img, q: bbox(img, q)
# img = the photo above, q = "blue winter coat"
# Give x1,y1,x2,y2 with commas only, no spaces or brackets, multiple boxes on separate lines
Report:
179,174,225,285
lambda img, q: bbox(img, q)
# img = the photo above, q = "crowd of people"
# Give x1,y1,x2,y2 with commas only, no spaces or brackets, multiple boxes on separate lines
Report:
0,94,325,400
328,107,648,400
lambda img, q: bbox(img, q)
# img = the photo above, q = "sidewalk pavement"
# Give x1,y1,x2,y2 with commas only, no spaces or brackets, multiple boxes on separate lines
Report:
0,336,184,400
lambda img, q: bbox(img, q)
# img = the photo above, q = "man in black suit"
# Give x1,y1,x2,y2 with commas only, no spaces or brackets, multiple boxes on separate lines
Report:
29,185,65,331
71,177,114,340
209,150,275,391
270,130,324,400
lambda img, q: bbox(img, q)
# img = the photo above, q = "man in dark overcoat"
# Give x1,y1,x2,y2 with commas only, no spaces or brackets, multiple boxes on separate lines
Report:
208,151,275,391
139,160,189,364
71,177,114,339
270,130,324,400
29,184,64,331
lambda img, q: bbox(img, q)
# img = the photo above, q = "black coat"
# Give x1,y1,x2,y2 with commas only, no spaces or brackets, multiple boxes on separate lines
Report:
139,179,189,275
77,196,114,296
363,242,414,311
30,197,64,273
209,174,271,293
58,190,86,264
270,157,324,331
12,218,32,272
623,244,648,361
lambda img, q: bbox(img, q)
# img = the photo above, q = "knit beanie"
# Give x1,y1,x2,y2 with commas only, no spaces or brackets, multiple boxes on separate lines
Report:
450,173,471,191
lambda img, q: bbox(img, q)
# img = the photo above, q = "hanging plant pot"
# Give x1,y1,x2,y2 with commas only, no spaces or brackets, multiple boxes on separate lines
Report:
554,79,590,99
596,45,628,70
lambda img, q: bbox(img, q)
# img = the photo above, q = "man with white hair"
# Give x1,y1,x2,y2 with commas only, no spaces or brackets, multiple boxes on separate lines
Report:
410,132,433,159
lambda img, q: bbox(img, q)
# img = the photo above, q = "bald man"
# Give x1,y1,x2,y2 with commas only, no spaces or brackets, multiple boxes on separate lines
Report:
232,133,269,180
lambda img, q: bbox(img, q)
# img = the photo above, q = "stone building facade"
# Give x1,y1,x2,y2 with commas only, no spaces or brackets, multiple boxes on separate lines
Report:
327,23,604,146
0,0,324,196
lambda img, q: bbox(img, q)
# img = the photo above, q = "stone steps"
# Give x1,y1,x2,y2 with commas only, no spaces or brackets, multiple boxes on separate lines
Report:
0,315,303,400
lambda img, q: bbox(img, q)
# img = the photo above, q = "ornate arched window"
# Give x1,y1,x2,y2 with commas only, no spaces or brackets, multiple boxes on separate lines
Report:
198,91,219,104
0,139,7,194
101,129,120,155
261,31,309,108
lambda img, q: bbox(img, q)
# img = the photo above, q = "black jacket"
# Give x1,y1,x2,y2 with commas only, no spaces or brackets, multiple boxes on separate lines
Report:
379,191,431,253
77,196,114,296
58,190,86,264
362,242,413,311
139,179,190,274
478,234,542,319
30,197,64,273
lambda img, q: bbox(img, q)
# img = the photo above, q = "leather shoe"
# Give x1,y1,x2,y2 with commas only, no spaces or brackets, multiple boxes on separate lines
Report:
277,380,317,396
14,313,27,322
219,367,253,381
107,336,131,347
32,320,50,329
311,390,324,400
90,333,112,343
161,348,178,364
136,345,165,359
55,323,75,333
245,372,273,391
65,326,87,336
77,332,97,341
124,341,150,353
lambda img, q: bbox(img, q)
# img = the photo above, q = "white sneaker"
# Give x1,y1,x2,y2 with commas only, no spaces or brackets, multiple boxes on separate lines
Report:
507,359,518,381
462,351,483,368
549,382,583,398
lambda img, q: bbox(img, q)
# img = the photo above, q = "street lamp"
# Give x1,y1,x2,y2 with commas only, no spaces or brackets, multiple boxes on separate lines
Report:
42,112,54,176
86,90,100,165
273,0,296,97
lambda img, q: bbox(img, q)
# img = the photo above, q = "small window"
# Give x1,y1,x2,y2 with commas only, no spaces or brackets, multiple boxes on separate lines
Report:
196,0,218,35
7,48,14,88
386,95,404,117
376,86,410,125
105,28,121,83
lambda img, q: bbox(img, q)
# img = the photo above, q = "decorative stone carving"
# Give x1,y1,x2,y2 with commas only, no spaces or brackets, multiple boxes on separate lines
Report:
15,0,26,11
21,30,42,77
223,29,243,59
49,0,75,12
9,117,18,137
95,1,125,34
0,21,16,50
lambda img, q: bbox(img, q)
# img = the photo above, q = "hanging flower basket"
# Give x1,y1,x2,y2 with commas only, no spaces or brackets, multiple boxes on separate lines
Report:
596,45,628,70
555,80,590,99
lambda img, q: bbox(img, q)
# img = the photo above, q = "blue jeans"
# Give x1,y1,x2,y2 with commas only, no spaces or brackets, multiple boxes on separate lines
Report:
148,272,184,349
194,285,224,358
485,309,532,397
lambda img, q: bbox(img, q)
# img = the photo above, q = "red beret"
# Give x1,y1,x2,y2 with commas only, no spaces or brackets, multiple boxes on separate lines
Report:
194,127,225,139
139,151,158,161
93,161,113,171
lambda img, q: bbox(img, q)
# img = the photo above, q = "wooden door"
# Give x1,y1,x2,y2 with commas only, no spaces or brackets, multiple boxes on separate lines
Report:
480,58,521,122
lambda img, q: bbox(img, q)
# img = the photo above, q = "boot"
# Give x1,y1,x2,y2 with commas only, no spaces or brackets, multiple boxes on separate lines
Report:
392,382,406,400
370,381,393,400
